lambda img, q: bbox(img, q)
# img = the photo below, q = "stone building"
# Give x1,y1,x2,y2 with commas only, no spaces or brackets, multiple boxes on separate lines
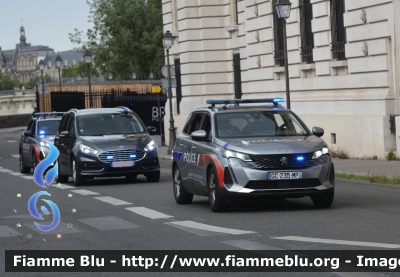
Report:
162,0,400,159
0,26,84,85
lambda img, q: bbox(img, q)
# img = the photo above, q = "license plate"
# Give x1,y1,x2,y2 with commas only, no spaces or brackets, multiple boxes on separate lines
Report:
268,172,302,180
111,161,134,168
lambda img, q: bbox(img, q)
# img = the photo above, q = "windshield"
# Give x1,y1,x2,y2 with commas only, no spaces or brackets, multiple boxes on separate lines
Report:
37,120,61,136
77,113,145,136
216,111,309,138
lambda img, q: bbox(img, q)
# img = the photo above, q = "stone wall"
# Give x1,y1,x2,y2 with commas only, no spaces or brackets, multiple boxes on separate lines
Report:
0,114,30,129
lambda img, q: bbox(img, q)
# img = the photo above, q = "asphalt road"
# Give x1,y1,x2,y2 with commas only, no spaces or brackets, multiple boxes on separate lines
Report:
1,128,400,277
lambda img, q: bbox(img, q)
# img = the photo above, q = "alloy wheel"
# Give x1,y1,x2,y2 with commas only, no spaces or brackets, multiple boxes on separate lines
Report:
209,173,216,206
174,168,181,198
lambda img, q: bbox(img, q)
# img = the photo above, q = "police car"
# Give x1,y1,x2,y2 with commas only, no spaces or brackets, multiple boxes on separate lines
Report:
171,98,335,212
19,112,64,174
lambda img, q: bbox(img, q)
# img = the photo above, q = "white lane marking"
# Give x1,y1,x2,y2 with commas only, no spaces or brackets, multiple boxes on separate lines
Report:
125,207,173,219
21,176,33,180
0,169,13,173
168,221,256,235
70,189,99,196
11,155,19,158
9,172,24,176
94,196,132,206
223,240,285,250
272,236,400,249
52,184,75,189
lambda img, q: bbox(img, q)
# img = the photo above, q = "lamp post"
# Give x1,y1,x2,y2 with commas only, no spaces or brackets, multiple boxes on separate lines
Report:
132,73,137,80
275,0,292,109
83,50,93,108
163,30,175,154
108,73,113,80
55,55,63,92
38,59,45,112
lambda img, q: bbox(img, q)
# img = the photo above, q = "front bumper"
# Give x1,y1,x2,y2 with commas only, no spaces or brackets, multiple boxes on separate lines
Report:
221,156,334,200
76,151,160,177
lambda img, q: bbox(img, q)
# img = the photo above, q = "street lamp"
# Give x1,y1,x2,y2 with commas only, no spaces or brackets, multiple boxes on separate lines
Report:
162,30,175,154
77,74,81,82
275,0,292,109
55,55,63,92
38,59,45,112
108,73,113,80
83,50,93,108
132,73,137,80
149,72,154,79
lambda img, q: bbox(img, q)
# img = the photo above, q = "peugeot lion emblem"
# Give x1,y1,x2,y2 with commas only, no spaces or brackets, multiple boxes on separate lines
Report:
280,157,288,166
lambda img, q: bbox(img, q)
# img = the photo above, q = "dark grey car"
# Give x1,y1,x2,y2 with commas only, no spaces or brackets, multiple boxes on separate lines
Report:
171,98,335,212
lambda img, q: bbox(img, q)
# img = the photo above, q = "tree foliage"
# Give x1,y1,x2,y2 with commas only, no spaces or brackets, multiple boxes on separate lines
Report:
0,72,15,90
69,0,164,77
61,60,99,78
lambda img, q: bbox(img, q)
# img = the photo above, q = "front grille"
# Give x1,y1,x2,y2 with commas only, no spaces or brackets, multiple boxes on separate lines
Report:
98,149,146,163
249,153,317,170
246,179,321,190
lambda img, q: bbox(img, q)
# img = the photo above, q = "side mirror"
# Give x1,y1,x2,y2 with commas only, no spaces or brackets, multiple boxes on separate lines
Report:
191,130,208,142
147,126,157,133
60,131,70,138
312,127,324,137
24,131,32,137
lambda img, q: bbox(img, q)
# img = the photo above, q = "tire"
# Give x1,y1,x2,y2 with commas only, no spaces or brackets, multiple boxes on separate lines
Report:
19,152,30,174
56,160,69,183
31,153,38,173
146,171,160,182
312,189,334,208
208,167,228,212
72,158,85,186
125,174,137,182
173,166,193,204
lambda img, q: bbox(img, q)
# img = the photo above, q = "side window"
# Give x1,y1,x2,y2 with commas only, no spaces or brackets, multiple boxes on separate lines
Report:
68,117,76,138
201,115,212,140
182,113,194,134
59,114,71,133
26,120,33,131
31,121,36,134
188,113,203,134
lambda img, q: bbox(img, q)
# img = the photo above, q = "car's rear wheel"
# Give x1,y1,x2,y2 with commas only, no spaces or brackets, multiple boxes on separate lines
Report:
312,189,334,208
208,167,228,212
19,152,30,174
146,171,160,182
173,166,193,204
72,158,85,186
125,174,137,182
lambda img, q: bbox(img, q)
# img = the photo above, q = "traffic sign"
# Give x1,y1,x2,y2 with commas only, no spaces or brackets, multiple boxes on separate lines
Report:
151,86,162,93
162,65,175,78
162,78,176,89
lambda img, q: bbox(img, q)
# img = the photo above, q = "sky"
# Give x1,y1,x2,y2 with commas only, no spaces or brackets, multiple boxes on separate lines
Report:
0,0,94,53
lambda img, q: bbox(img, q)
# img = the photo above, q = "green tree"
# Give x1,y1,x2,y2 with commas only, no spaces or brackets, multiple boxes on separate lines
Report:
61,60,99,78
0,73,15,90
69,0,164,77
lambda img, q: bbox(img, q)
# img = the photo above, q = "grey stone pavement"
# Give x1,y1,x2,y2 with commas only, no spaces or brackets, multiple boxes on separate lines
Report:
4,126,400,177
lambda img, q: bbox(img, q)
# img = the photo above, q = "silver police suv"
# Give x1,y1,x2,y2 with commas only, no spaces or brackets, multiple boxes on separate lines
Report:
171,98,335,212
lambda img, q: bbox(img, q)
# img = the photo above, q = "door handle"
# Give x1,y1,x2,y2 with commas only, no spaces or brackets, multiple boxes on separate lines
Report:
192,146,196,150
179,144,186,148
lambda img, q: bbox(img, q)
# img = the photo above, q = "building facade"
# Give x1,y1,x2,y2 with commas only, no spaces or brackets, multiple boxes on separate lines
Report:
162,0,400,159
0,26,84,86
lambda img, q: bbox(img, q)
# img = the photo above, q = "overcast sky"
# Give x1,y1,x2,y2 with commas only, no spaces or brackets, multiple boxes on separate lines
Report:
0,0,93,52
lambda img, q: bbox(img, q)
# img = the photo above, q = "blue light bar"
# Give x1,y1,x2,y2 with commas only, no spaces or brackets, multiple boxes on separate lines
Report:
107,156,114,160
207,98,284,106
32,112,66,118
39,131,45,134
123,108,129,114
297,156,304,161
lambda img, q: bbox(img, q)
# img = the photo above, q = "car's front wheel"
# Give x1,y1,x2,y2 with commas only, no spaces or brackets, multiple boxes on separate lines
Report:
72,158,85,186
208,167,228,212
173,166,193,204
146,171,160,182
19,152,30,174
312,189,334,208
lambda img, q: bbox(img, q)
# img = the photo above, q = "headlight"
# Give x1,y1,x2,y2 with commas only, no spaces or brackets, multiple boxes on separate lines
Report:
312,147,329,159
224,150,251,162
144,140,156,152
79,144,99,155
39,141,48,148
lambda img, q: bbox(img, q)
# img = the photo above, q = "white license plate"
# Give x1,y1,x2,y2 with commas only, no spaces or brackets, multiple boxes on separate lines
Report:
268,172,302,180
111,161,134,168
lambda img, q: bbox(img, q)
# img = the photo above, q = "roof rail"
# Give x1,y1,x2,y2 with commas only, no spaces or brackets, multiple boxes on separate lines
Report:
115,106,130,110
33,112,66,119
206,98,284,107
